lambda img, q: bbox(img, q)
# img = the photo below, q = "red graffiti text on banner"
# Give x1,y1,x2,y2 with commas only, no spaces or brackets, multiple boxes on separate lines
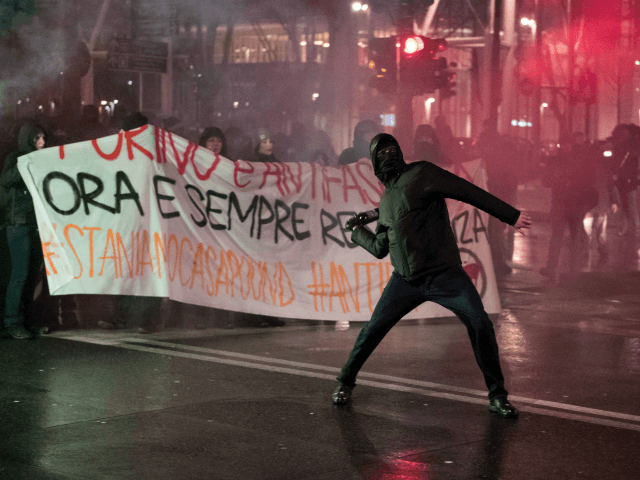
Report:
155,128,221,180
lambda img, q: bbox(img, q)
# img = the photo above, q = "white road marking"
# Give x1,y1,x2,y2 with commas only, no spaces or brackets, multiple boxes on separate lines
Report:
63,335,640,432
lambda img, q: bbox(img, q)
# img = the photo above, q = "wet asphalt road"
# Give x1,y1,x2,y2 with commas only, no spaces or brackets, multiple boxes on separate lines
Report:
2,184,640,479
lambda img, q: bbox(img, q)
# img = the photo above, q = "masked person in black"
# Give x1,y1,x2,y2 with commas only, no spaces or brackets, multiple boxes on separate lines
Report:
332,133,532,418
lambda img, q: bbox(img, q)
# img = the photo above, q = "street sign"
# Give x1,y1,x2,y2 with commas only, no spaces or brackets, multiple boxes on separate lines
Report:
107,38,168,74
131,0,178,39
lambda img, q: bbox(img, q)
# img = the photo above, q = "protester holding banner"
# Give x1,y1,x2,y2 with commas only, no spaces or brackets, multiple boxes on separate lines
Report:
332,133,532,418
251,128,279,163
1,122,51,339
338,119,382,166
224,126,253,161
97,112,161,334
72,105,108,143
198,126,228,158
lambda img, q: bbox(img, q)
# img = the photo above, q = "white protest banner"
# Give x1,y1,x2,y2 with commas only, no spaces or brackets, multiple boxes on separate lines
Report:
18,126,500,321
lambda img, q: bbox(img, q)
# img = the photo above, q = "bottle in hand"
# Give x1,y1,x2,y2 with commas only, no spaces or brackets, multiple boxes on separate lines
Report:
345,208,379,230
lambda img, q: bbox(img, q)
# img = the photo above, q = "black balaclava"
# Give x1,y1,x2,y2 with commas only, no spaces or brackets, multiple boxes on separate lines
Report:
370,133,406,184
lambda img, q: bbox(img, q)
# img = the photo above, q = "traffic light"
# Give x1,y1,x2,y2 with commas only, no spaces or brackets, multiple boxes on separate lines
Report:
368,35,450,97
431,56,449,89
368,37,397,95
439,69,457,100
398,35,447,95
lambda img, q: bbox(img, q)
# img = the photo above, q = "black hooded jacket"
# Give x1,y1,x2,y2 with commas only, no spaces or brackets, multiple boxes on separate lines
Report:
0,123,46,226
338,120,381,166
351,134,520,281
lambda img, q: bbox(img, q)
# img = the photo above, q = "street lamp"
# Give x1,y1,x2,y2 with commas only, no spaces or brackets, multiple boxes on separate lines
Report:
352,2,369,12
522,18,537,38
540,103,548,140
425,97,436,122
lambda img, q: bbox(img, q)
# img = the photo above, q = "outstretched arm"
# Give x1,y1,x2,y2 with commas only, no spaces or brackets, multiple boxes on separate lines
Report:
513,212,533,235
431,166,521,226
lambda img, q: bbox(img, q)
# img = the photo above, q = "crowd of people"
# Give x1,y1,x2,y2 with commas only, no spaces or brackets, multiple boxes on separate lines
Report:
1,105,639,339
538,125,639,281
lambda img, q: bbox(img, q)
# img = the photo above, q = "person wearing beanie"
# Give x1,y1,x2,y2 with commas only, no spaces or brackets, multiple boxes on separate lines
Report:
332,133,532,419
338,119,383,166
199,126,228,157
252,128,279,163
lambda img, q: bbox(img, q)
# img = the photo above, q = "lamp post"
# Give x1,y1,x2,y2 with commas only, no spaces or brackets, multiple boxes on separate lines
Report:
539,102,548,141
425,97,436,123
533,0,543,146
566,0,574,134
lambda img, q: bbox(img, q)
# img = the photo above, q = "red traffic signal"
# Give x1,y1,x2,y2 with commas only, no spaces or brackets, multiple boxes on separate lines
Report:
403,36,425,56
399,36,448,95
401,35,446,59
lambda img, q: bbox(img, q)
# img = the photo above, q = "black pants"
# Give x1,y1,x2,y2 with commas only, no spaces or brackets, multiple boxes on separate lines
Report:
545,202,590,275
337,265,508,400
3,225,43,333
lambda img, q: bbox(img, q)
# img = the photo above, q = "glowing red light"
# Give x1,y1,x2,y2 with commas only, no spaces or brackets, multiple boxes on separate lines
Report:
404,36,424,55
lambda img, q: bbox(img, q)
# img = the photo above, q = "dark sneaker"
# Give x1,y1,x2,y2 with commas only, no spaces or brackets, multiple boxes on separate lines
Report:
97,320,116,330
30,326,50,335
137,326,155,334
489,398,519,418
98,320,125,330
332,384,353,405
9,327,35,340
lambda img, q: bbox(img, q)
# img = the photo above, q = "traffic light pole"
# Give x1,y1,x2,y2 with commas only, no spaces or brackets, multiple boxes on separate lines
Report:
533,0,542,145
396,95,414,152
395,2,415,153
489,0,502,130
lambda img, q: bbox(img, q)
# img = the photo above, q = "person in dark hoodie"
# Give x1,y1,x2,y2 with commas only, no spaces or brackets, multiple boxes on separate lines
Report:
1,122,51,339
413,123,446,165
338,119,382,166
199,126,228,158
332,133,532,418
